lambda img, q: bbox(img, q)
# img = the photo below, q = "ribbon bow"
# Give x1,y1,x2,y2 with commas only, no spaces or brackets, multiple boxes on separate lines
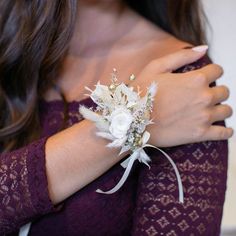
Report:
96,145,184,204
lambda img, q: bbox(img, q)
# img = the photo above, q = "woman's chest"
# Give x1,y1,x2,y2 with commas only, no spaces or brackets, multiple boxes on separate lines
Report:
45,36,185,103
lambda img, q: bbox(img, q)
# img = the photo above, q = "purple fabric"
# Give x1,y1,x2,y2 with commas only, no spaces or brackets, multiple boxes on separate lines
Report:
0,138,55,234
0,57,228,235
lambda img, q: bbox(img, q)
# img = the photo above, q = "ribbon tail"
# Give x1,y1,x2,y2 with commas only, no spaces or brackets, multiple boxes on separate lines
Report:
139,149,151,169
19,222,31,236
120,156,131,168
144,144,184,203
96,151,139,194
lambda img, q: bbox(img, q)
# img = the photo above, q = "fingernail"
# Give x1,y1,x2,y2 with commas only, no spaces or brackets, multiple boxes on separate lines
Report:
192,45,209,52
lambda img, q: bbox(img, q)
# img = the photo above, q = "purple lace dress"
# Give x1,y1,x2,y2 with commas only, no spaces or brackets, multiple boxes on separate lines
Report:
0,57,228,236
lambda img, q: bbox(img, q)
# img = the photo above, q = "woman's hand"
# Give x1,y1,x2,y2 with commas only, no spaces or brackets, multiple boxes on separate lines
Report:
131,46,233,147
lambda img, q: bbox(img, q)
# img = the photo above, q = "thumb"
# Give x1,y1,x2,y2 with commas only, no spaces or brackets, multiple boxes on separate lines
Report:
148,45,209,73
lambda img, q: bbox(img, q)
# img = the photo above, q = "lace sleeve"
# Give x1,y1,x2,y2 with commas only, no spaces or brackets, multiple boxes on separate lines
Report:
0,137,55,234
131,56,228,236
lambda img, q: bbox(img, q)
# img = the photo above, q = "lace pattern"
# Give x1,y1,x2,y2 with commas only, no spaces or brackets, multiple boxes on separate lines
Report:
0,138,54,235
131,138,227,236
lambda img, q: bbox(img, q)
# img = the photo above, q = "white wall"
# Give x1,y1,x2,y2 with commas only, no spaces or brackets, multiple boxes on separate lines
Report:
203,0,236,127
202,0,236,232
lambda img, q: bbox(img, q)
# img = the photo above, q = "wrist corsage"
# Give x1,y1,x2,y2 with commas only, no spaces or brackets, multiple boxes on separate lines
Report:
79,69,184,203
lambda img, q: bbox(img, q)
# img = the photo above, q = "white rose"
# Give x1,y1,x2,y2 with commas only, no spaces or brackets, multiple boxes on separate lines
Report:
109,107,133,139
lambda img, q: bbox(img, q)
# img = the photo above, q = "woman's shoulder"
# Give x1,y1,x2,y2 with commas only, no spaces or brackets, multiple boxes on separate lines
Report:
147,32,193,58
141,25,211,71
133,13,192,55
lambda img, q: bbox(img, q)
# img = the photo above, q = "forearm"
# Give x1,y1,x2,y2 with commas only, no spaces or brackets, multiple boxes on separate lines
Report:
45,119,128,204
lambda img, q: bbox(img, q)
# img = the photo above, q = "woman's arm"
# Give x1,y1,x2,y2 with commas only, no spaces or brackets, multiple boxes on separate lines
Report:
0,122,128,234
45,119,128,204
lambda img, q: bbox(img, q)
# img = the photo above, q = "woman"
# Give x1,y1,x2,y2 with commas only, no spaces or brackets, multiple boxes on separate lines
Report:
0,0,233,235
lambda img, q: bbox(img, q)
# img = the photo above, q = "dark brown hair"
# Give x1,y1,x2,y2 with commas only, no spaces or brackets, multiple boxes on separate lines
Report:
125,0,207,45
0,0,206,151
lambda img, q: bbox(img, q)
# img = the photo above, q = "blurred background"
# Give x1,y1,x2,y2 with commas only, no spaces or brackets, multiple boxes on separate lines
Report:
202,0,236,235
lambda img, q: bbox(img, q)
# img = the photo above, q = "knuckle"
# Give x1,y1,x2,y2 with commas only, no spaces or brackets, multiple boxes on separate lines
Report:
149,59,158,67
200,111,211,123
157,60,170,72
202,92,214,106
193,72,207,85
146,59,156,70
148,59,162,72
218,128,227,139
193,127,206,139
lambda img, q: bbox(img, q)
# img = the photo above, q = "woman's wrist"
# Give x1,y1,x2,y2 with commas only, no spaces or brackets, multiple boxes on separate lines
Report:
45,118,128,204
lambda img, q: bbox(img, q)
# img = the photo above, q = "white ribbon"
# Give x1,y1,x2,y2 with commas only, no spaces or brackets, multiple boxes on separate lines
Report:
19,222,31,236
96,151,139,194
96,145,184,204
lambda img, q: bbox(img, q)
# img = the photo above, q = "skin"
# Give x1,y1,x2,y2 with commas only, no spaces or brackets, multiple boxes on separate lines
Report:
44,0,233,204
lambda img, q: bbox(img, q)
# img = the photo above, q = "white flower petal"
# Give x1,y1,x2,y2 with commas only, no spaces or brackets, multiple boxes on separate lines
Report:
106,137,127,148
142,131,150,145
96,132,115,140
119,145,131,156
79,106,109,132
90,82,113,105
109,107,133,139
96,120,110,132
127,101,136,108
147,119,155,125
139,149,151,168
84,86,93,93
115,83,139,104
147,82,158,98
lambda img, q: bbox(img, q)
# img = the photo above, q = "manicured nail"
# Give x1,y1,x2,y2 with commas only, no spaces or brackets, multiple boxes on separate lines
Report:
192,45,209,52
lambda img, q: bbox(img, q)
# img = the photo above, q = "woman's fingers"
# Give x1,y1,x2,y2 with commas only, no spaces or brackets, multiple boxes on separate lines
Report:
204,126,234,141
148,45,208,73
204,104,233,140
210,104,233,123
